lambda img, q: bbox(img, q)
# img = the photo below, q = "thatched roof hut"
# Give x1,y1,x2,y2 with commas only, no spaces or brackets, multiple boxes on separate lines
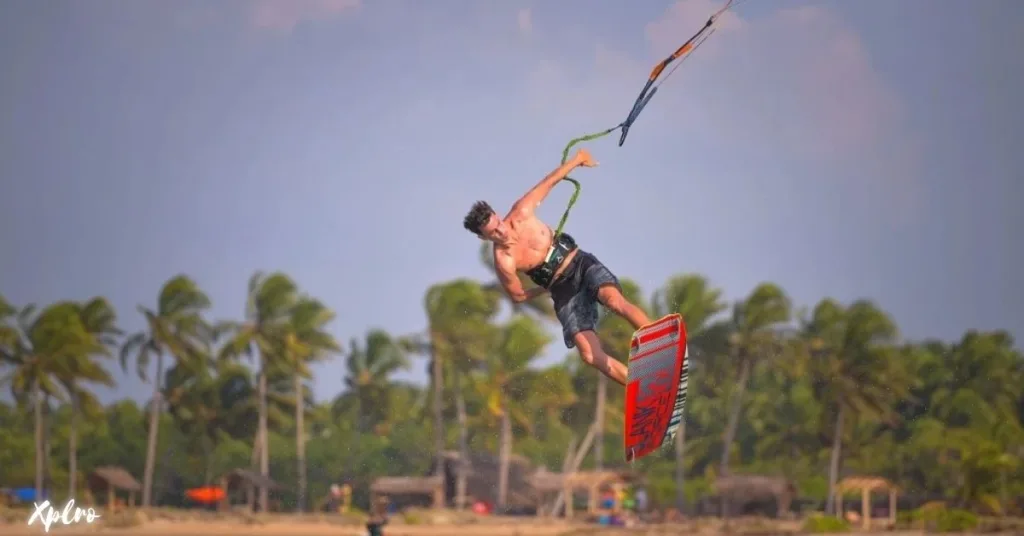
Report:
88,466,141,491
715,475,795,500
430,451,537,510
370,476,444,508
713,474,796,518
216,469,281,511
87,466,140,509
835,476,899,529
530,468,637,519
222,469,280,491
529,468,636,493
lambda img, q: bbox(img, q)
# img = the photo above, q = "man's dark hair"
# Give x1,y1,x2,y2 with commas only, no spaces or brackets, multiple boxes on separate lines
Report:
463,201,495,235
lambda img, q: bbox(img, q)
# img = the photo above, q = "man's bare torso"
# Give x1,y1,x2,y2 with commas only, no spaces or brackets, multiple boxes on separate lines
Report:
494,212,578,278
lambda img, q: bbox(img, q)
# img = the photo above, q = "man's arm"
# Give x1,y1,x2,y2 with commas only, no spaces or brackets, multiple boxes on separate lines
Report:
495,253,548,303
495,253,528,303
510,148,596,216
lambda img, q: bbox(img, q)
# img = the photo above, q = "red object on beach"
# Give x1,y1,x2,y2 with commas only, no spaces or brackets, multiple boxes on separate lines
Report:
185,486,226,504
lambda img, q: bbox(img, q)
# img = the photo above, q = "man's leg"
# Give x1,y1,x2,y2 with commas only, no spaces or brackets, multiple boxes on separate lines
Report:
553,281,628,387
597,284,652,330
573,331,628,386
578,251,652,330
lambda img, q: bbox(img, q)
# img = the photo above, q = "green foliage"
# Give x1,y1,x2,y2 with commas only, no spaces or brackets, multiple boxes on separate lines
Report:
933,509,979,533
910,505,980,533
801,513,851,533
0,271,1021,518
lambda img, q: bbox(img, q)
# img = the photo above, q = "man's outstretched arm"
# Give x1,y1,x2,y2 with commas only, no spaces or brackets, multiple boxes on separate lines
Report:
510,148,597,216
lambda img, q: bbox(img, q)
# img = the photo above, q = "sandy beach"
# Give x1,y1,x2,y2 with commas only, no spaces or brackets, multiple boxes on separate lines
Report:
0,513,963,536
0,522,940,536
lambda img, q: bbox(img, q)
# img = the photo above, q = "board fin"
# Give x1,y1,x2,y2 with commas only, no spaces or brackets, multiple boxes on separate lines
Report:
623,313,689,462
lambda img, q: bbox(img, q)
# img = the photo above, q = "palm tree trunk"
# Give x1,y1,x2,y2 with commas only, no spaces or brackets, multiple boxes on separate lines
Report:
34,378,44,500
251,426,262,467
258,360,270,512
595,372,607,471
68,393,79,498
142,352,164,508
431,351,446,493
295,373,307,512
247,431,259,511
497,398,512,511
719,359,751,520
453,369,468,511
719,359,752,474
354,388,363,433
203,436,214,485
825,404,846,515
44,396,54,495
674,418,687,513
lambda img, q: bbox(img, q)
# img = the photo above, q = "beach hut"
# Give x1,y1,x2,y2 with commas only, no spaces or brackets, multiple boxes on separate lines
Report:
430,450,537,511
86,466,141,511
529,468,636,519
714,474,797,518
217,469,281,511
370,476,444,510
835,476,899,530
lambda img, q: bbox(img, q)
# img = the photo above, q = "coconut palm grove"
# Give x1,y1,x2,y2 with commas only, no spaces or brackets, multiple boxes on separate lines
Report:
1,261,1022,529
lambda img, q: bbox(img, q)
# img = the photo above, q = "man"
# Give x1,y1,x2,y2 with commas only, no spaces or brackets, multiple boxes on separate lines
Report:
462,147,651,386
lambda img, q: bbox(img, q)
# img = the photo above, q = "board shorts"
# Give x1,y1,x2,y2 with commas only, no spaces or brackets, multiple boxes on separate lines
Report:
549,250,621,348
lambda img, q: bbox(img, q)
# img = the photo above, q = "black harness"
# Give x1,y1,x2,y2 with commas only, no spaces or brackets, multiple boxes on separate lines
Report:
525,232,578,289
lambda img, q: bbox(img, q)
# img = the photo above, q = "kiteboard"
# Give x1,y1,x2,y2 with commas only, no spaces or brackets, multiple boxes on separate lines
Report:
623,313,689,462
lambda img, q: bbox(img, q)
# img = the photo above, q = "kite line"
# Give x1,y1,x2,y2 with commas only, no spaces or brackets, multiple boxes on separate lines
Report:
551,0,742,240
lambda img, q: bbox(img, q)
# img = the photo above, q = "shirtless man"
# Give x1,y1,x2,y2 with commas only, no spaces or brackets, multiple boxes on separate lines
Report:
462,148,652,386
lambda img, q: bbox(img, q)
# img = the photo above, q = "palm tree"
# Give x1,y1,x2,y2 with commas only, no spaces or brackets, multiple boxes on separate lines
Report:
516,364,578,468
282,297,340,512
414,279,500,509
0,295,17,352
650,274,727,512
120,275,212,507
343,330,408,434
478,315,551,509
802,298,907,514
931,331,1022,431
718,283,792,477
2,301,105,501
219,271,300,512
164,355,264,490
915,331,1023,510
163,358,219,485
60,297,120,497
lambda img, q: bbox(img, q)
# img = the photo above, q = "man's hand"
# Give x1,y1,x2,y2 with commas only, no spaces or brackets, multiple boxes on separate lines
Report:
574,148,598,168
510,146,598,217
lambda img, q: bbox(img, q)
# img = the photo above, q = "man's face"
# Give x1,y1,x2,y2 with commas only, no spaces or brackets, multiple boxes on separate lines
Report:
478,212,509,243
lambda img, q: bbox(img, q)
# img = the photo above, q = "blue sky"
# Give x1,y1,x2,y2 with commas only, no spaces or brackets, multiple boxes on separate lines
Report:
2,0,1021,405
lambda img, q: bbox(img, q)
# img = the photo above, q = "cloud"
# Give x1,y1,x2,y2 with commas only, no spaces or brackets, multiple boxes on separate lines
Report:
641,0,907,160
525,0,923,220
124,0,361,34
517,8,533,35
247,0,360,33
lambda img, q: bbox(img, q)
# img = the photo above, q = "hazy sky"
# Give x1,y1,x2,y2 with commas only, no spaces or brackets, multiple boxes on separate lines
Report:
2,0,1021,405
